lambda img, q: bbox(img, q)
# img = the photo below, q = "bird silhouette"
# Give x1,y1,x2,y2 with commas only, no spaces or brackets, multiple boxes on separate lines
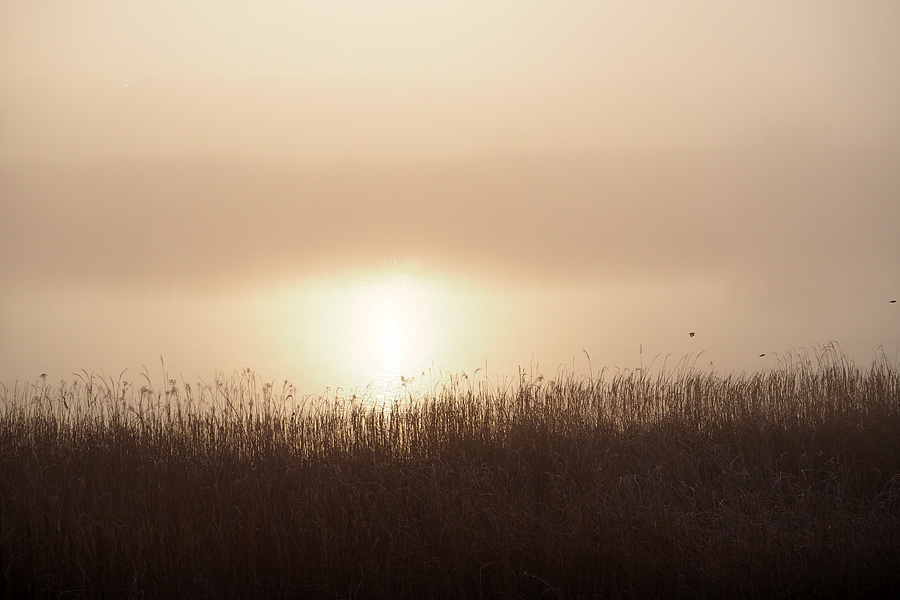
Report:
689,332,696,337
891,299,897,303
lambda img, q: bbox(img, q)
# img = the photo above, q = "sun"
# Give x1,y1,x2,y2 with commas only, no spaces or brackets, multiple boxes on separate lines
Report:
274,264,451,397
341,267,438,394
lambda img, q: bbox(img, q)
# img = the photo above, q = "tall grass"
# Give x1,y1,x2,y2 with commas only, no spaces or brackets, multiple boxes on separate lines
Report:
2,346,899,598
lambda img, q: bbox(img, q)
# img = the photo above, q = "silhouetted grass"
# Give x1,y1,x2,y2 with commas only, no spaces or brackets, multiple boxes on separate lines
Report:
2,346,899,598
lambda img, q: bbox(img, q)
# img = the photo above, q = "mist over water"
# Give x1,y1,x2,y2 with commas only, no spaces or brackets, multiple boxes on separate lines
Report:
2,146,900,396
2,227,898,398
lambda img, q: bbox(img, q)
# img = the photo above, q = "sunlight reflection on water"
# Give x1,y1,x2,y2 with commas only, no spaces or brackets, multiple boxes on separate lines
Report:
5,261,892,402
273,264,456,398
266,263,639,401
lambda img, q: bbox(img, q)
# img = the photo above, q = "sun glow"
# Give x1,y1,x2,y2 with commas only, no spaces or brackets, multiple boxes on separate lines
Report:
374,317,402,369
275,265,452,398
345,271,436,395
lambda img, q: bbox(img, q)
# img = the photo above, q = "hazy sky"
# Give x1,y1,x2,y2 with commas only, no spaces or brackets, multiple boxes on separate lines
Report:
3,1,899,159
2,2,899,389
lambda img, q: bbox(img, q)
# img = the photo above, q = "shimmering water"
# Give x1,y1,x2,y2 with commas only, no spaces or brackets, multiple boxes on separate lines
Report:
4,260,897,401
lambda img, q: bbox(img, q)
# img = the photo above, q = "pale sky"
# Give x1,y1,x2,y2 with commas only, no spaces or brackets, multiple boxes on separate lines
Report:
3,1,899,159
1,2,899,389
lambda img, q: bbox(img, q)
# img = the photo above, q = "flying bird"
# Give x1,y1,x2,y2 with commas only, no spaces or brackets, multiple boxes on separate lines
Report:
759,354,766,357
891,299,897,303
688,332,696,337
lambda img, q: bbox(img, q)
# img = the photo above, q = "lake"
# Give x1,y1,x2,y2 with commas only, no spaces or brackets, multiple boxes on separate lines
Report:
4,259,896,400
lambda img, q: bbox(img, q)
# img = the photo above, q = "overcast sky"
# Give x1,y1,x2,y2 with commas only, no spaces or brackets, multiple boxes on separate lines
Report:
3,1,899,160
2,1,899,386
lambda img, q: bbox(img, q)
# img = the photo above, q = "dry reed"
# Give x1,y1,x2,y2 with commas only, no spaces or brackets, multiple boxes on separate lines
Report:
1,346,899,598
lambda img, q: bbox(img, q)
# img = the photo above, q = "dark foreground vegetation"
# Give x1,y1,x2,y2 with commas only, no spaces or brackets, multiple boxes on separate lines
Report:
2,348,900,599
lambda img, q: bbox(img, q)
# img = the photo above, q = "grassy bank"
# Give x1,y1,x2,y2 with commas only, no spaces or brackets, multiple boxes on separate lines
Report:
2,348,900,598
